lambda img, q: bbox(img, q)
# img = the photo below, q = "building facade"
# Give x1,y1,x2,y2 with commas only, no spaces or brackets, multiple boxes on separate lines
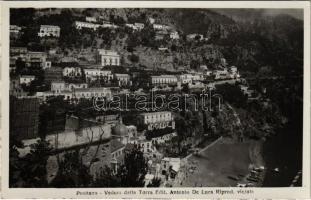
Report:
75,21,101,31
20,75,35,85
98,49,120,66
84,68,113,81
114,73,131,86
137,111,175,130
63,66,82,77
38,25,60,37
151,75,178,86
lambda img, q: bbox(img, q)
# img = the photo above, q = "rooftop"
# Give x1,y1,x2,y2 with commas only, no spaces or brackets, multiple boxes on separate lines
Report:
98,49,119,56
110,139,125,153
139,111,171,116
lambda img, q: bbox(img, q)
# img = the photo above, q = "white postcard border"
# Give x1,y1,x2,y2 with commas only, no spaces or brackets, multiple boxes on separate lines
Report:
1,1,310,199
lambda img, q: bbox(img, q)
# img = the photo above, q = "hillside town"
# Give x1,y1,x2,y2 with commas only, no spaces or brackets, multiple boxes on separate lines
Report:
9,8,303,188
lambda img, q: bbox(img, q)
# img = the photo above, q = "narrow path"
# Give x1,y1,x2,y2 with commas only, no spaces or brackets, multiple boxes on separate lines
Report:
226,102,241,126
184,136,223,160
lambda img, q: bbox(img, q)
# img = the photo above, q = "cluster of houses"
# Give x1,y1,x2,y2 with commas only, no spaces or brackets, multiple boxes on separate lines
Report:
9,13,257,187
10,44,242,103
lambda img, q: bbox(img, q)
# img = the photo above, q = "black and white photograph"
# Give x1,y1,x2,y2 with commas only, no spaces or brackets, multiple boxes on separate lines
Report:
2,1,310,199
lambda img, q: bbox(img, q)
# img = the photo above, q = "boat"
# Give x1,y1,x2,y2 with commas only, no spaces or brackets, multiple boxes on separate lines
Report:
228,175,239,181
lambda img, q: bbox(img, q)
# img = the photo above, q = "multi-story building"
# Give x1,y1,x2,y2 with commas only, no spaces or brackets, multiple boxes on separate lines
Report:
151,75,178,86
134,23,145,30
229,66,240,79
10,25,22,39
51,81,66,93
114,73,131,86
214,68,229,80
51,81,88,94
102,23,119,29
153,24,171,31
20,75,35,85
10,77,27,97
66,83,88,91
75,21,101,31
161,157,181,178
84,68,113,81
151,132,177,145
126,125,138,138
63,66,82,77
125,23,144,31
25,51,51,69
44,67,63,83
85,16,97,23
170,31,179,39
50,81,84,91
137,111,175,130
73,87,112,101
97,49,120,66
38,25,60,37
178,74,193,84
10,47,28,56
187,33,204,41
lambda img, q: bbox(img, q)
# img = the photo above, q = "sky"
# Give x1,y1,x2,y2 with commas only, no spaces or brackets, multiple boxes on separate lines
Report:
214,8,303,21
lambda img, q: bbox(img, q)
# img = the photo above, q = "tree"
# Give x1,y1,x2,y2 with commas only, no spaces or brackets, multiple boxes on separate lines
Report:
92,166,121,187
174,116,188,154
118,147,148,187
128,54,139,63
9,136,24,187
50,151,92,187
147,177,161,187
10,139,52,187
215,83,247,108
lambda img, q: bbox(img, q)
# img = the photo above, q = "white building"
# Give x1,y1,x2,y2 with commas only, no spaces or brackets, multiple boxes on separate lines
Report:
125,23,136,30
20,75,35,85
98,49,120,66
151,132,177,144
229,66,240,79
125,23,144,31
187,33,204,41
126,125,138,138
114,74,131,86
134,23,145,30
148,17,155,24
25,51,51,69
129,139,154,154
170,31,179,39
151,75,178,86
51,81,88,93
51,81,66,93
137,111,175,130
178,73,204,84
214,68,229,80
10,25,22,38
178,74,193,84
86,16,97,23
38,25,60,37
102,23,119,29
161,157,181,178
63,67,82,77
66,83,88,91
75,21,101,31
84,68,113,81
73,87,112,100
153,24,171,31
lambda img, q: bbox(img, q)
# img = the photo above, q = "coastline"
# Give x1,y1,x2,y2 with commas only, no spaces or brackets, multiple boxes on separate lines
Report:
177,137,266,187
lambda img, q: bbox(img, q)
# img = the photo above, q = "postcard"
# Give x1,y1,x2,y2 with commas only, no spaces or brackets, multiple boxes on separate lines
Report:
1,1,310,199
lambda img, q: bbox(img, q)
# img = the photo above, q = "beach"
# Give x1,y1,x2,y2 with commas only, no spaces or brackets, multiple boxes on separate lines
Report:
177,137,265,187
